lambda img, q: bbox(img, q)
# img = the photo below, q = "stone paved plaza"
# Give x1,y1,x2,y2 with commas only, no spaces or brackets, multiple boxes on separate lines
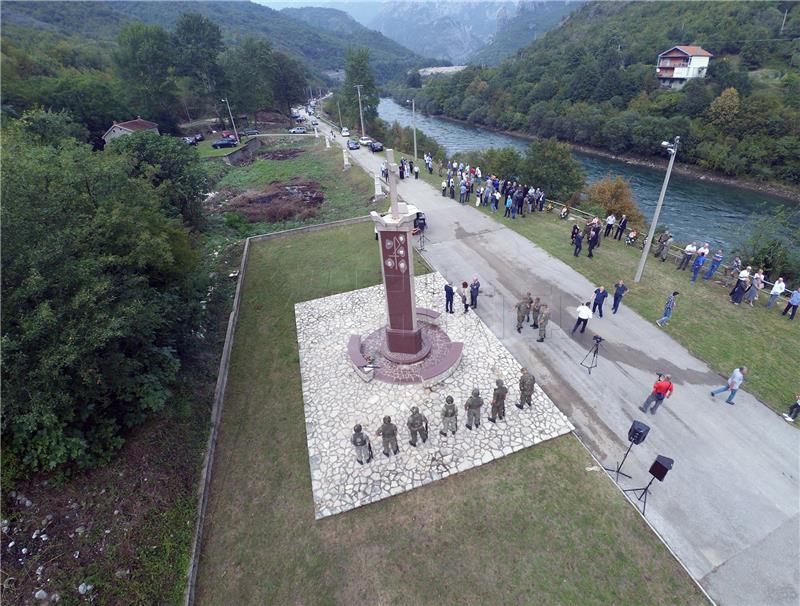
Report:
295,272,574,519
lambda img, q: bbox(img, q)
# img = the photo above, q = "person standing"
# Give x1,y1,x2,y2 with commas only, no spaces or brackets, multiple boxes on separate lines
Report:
677,242,697,270
469,277,481,309
439,396,458,436
691,252,707,283
571,223,580,244
441,179,447,197
351,424,373,464
489,379,508,423
730,278,750,305
657,232,673,262
573,230,584,257
444,281,454,314
592,286,609,318
375,416,400,457
515,298,530,333
747,269,765,306
464,388,483,430
571,301,593,334
656,291,679,327
604,213,616,238
614,214,627,240
457,281,470,314
407,406,429,447
414,165,419,180
703,249,724,280
504,194,513,217
767,277,786,308
459,181,466,204
783,286,800,320
536,304,550,342
612,280,628,314
710,366,748,405
530,296,541,328
516,368,536,408
640,374,674,415
587,227,599,258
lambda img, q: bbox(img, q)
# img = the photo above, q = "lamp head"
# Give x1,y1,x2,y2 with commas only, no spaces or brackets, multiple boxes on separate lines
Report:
661,141,670,148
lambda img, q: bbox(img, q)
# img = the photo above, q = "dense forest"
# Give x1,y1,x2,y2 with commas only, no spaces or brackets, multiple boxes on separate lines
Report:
1,0,443,84
394,1,800,186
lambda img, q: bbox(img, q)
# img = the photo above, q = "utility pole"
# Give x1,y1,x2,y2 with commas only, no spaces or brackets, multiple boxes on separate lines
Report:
780,8,788,35
634,136,679,283
221,97,239,143
354,84,366,138
336,99,343,130
407,98,417,160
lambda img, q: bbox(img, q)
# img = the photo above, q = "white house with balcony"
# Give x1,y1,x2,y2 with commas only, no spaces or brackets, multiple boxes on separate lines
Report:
656,46,713,89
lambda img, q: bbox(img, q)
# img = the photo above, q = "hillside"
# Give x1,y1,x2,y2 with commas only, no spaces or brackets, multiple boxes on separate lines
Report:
0,0,441,83
468,1,583,66
398,1,800,186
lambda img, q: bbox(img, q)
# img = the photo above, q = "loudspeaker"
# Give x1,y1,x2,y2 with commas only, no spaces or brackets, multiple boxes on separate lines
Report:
628,420,650,445
649,455,674,482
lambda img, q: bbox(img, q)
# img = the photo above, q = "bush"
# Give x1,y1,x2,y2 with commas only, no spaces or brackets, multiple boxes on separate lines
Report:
586,176,644,226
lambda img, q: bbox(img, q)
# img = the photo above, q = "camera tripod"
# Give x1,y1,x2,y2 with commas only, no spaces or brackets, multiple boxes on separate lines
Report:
580,340,601,374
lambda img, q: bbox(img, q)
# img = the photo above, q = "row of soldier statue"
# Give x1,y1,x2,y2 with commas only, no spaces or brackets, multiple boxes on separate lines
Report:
351,368,536,464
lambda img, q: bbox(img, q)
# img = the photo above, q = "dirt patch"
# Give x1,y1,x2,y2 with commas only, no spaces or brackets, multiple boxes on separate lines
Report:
257,148,304,161
228,178,325,223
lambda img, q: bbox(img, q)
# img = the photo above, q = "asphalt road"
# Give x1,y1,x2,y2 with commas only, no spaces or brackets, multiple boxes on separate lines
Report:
322,121,799,606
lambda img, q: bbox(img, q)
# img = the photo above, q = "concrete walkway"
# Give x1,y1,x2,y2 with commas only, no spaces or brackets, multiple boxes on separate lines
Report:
326,129,799,606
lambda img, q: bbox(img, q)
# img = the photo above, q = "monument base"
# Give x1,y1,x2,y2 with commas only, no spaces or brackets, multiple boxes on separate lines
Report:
385,326,423,357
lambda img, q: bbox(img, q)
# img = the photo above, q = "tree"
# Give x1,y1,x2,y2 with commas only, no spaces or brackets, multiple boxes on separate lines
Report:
518,138,586,201
173,13,225,109
707,87,741,130
219,37,276,115
342,47,378,133
1,125,201,472
113,22,178,130
107,131,207,228
406,70,422,88
585,176,644,226
733,205,800,282
271,51,306,117
16,107,88,146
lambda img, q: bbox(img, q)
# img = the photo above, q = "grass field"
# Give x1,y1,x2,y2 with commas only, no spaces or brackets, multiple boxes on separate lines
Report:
470,205,796,414
195,221,706,606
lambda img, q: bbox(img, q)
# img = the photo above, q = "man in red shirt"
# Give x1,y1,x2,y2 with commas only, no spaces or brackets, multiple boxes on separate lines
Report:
639,374,674,415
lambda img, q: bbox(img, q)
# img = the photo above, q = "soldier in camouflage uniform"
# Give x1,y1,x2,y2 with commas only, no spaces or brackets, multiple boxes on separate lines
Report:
536,304,550,342
465,388,484,430
530,297,542,328
515,298,530,333
524,292,534,323
351,424,373,464
516,367,536,409
375,415,399,457
489,379,508,423
407,406,429,446
439,396,458,436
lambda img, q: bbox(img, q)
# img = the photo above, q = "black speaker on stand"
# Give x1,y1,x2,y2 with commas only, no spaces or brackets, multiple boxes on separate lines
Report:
604,420,650,482
623,455,674,516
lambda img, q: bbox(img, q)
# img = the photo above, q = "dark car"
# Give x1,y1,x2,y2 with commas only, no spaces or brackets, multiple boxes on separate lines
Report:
211,137,238,149
347,139,360,150
369,141,384,152
242,127,260,136
194,133,205,142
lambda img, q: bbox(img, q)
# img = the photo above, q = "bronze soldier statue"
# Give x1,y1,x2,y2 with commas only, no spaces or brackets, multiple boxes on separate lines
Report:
465,388,484,430
489,379,508,423
536,304,550,342
516,368,536,409
376,415,399,457
351,424,373,464
439,396,458,436
407,406,429,446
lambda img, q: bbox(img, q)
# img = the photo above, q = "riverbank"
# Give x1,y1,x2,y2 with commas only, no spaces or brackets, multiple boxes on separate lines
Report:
417,109,800,203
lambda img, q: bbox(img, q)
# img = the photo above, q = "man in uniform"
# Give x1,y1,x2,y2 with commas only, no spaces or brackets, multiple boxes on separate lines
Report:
536,305,550,342
515,297,530,333
439,396,458,436
516,368,536,409
351,424,373,464
530,297,542,329
407,406,429,446
375,415,399,457
523,292,534,323
444,281,454,314
464,388,483,430
489,379,508,423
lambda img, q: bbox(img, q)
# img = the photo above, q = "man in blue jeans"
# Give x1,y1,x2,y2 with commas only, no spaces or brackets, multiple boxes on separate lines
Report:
782,287,800,320
656,291,679,327
711,366,748,404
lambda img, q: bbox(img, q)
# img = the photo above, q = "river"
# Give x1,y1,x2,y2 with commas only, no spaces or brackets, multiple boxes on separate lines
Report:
378,98,796,250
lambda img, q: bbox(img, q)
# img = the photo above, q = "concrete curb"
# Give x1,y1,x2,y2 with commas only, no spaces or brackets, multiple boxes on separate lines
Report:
183,215,371,606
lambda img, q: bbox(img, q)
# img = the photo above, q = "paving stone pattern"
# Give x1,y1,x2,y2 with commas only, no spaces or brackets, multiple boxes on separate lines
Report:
295,272,574,519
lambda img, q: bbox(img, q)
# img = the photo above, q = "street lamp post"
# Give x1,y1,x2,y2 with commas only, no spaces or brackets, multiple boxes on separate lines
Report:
354,84,366,138
221,97,239,144
337,99,343,130
634,136,680,283
406,98,418,161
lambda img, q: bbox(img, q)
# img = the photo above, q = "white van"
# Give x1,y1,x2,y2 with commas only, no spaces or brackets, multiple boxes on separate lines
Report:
341,127,350,137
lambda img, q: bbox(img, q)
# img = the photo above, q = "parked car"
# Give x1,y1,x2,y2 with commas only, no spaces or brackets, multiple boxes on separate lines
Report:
341,127,350,137
358,136,372,147
288,126,307,134
211,137,238,149
242,127,260,136
311,119,319,126
194,133,205,142
347,139,360,150
369,141,384,152
182,136,197,146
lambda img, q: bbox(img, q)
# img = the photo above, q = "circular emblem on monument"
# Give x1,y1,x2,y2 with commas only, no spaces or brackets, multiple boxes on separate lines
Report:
399,235,405,243
385,259,395,268
397,247,405,256
385,239,393,249
398,260,407,272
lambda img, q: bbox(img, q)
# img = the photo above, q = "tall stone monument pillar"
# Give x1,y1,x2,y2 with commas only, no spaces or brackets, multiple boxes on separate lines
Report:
370,149,423,358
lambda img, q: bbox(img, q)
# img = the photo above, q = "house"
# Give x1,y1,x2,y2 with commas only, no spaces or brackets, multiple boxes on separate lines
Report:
656,46,713,89
102,117,159,144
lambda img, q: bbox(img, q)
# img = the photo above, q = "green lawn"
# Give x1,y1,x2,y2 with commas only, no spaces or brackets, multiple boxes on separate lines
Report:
195,221,705,606
474,206,796,414
197,139,238,158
